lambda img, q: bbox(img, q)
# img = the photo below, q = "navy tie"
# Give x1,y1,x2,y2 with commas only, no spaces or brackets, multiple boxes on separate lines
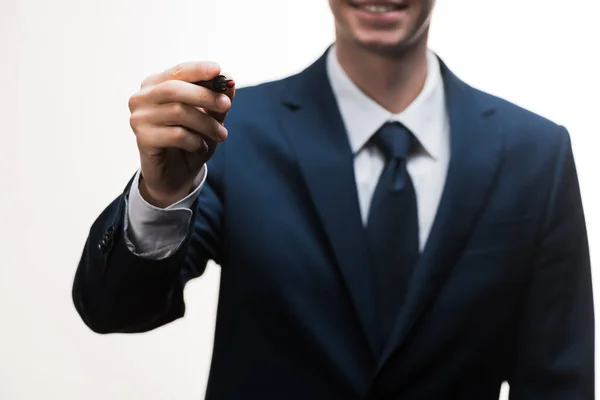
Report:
366,122,420,352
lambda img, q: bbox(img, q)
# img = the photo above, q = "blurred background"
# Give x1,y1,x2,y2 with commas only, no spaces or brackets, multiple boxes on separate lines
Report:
1,0,598,398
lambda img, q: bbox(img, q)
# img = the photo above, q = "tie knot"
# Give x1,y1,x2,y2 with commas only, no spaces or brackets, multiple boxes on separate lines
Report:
371,122,414,161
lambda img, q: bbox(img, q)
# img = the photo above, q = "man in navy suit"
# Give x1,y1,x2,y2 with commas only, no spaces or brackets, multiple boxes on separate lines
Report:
72,0,594,398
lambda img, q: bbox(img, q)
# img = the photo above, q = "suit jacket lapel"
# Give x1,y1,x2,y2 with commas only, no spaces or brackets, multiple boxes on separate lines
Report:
278,50,380,357
377,60,506,371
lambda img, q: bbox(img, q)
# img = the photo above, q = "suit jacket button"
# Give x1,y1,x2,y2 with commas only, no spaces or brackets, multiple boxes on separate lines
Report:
98,227,114,254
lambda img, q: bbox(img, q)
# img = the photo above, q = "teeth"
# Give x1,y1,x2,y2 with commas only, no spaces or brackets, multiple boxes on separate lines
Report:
360,4,398,13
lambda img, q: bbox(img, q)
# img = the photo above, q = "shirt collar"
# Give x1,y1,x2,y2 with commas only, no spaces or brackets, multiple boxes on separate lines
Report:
326,45,446,159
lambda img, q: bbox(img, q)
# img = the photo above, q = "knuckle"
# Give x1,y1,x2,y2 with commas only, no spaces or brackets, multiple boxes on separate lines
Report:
154,81,177,99
171,126,188,143
188,137,203,152
129,111,143,130
128,92,142,111
169,62,187,79
168,103,185,120
140,73,157,89
130,87,154,109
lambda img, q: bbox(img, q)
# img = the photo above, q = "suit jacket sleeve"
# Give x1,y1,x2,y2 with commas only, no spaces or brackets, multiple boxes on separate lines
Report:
509,127,594,399
72,149,226,334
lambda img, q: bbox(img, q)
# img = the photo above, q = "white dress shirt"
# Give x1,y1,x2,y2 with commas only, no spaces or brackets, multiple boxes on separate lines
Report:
124,47,450,259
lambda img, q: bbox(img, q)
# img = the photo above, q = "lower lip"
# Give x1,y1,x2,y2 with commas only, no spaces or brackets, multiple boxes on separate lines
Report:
351,5,408,23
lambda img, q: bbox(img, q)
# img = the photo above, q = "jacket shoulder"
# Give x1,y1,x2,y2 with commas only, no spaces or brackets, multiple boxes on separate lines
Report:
470,86,566,141
467,85,572,174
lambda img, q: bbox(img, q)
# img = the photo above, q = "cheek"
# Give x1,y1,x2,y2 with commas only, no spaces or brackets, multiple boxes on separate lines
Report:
330,1,357,35
417,0,436,23
329,0,345,16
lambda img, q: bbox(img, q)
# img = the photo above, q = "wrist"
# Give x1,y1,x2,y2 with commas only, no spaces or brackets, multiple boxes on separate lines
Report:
138,178,193,209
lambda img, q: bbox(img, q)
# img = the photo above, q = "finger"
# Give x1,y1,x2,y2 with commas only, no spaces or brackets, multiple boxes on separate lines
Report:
148,80,231,115
206,72,236,124
143,61,222,88
148,103,228,142
137,125,208,154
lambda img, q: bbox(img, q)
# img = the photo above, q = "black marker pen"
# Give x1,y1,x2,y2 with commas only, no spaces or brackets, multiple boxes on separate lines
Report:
193,75,235,93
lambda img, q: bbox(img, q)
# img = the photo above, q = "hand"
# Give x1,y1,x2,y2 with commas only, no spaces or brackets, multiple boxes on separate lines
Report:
128,61,235,207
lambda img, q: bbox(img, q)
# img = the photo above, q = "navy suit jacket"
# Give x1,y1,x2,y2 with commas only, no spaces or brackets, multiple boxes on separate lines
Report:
73,50,594,399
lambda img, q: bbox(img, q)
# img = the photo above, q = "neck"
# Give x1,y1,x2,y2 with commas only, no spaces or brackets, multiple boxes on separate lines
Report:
334,34,429,114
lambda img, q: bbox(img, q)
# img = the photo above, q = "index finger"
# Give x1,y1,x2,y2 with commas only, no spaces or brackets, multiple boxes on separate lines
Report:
143,61,222,88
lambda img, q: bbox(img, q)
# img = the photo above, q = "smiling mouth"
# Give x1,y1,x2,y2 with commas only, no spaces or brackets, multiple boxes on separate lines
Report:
348,2,409,13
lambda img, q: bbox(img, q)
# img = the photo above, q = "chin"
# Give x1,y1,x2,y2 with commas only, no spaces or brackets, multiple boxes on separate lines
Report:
351,29,424,57
356,31,409,50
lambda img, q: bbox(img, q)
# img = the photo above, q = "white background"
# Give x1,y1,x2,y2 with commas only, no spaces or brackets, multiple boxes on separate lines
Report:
1,0,598,399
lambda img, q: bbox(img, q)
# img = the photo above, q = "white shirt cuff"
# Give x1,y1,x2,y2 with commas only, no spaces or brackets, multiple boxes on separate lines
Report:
122,165,207,259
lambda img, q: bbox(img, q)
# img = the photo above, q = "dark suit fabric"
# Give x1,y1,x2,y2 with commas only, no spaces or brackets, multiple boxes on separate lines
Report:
72,51,594,399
